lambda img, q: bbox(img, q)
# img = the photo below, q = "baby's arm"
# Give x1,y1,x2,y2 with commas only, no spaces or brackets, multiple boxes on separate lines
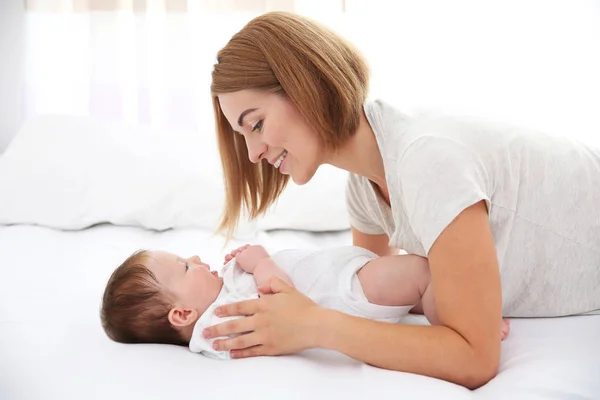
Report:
254,258,295,289
357,254,441,325
234,245,294,289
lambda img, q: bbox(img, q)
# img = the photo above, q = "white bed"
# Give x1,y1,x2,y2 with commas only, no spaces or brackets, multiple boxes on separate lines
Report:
1,116,599,400
1,224,599,400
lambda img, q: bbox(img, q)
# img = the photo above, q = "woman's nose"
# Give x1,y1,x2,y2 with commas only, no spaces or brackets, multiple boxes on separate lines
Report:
246,135,267,163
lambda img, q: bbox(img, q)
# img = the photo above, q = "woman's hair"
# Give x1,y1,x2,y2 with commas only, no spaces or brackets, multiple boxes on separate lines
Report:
211,11,370,239
100,250,188,347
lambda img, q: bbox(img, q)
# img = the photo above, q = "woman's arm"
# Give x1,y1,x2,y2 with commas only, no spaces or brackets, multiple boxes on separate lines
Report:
321,201,502,388
323,202,501,385
351,226,397,257
205,201,501,389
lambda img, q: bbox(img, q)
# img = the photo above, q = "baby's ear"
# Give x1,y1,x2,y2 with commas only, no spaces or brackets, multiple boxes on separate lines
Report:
168,307,198,327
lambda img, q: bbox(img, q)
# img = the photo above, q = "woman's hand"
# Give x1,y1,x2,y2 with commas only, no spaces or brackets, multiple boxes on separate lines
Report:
202,277,323,358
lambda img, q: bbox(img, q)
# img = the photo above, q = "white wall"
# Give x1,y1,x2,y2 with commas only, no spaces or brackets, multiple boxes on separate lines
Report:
340,0,600,146
13,2,600,149
0,0,24,154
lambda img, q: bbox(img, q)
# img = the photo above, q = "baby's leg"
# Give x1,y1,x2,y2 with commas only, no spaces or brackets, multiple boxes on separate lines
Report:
357,254,430,309
357,254,511,340
501,319,511,340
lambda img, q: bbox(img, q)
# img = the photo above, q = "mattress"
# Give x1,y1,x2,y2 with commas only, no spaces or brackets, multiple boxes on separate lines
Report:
1,224,599,399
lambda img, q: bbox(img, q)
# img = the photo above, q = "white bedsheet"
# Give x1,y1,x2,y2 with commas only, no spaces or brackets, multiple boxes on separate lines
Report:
1,224,599,399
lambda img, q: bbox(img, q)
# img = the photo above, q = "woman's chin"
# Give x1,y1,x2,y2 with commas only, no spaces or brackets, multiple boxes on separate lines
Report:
291,176,307,185
290,168,318,186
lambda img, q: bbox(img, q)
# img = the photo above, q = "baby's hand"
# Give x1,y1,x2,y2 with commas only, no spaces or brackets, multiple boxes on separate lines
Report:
235,245,270,274
223,245,250,265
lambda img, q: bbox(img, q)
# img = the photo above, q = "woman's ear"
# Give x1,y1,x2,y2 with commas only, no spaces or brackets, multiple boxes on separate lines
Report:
168,307,199,327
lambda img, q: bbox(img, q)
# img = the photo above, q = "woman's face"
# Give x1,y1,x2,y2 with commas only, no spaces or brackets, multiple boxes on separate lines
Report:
217,89,325,185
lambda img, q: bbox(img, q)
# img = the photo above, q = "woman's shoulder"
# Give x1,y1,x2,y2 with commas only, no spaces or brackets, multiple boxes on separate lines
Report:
363,102,442,174
364,99,464,152
369,102,532,164
366,99,501,140
363,99,412,140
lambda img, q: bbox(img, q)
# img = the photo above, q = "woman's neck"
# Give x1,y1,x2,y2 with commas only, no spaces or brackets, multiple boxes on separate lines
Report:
329,109,388,191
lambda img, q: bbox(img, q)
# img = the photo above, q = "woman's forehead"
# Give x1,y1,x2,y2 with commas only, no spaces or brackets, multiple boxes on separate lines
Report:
219,90,274,125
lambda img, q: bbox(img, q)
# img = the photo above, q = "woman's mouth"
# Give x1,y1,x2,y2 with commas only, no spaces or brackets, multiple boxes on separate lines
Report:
273,150,288,169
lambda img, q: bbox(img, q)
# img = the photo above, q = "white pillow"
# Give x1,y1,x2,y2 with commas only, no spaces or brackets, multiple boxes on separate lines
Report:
257,164,351,232
0,115,350,236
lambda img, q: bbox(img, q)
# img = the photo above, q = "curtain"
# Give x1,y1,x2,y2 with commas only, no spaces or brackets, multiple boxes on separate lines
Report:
21,0,344,131
18,0,600,146
24,0,299,13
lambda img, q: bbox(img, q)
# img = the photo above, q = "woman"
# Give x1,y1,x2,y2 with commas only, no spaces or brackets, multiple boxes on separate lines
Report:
204,11,600,388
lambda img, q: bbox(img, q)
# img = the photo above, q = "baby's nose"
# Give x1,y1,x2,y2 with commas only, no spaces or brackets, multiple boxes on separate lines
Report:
190,255,202,264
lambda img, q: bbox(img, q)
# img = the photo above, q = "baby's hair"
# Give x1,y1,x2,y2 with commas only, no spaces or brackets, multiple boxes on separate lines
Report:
100,250,188,346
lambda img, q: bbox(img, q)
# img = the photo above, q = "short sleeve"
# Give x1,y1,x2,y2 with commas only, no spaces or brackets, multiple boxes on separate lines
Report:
398,136,491,254
345,173,386,235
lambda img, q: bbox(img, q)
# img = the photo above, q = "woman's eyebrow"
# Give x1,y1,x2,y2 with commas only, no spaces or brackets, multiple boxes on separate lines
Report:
237,108,258,128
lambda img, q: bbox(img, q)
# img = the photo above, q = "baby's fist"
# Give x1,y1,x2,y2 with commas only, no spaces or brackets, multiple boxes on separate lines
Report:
235,245,270,273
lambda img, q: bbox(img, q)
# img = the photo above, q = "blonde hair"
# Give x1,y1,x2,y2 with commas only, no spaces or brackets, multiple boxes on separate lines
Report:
100,250,188,346
211,11,370,239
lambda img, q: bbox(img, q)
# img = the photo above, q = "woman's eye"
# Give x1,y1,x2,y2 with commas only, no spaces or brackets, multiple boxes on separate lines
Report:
251,119,263,132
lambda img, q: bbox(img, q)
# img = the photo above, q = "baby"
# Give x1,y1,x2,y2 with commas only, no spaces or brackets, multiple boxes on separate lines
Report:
101,245,510,358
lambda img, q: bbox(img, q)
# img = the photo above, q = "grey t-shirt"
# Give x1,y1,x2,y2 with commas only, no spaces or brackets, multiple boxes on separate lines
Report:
347,99,600,317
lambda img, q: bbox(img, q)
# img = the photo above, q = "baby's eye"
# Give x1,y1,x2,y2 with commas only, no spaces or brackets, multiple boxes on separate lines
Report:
251,119,263,133
185,263,189,272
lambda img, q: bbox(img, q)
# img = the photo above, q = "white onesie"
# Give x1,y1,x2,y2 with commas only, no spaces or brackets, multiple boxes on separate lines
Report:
189,246,414,359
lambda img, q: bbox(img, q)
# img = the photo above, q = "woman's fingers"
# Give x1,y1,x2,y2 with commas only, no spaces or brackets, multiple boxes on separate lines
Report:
204,313,260,339
216,298,261,317
206,283,322,356
204,300,262,339
259,276,294,294
230,345,268,359
257,285,274,295
213,330,263,352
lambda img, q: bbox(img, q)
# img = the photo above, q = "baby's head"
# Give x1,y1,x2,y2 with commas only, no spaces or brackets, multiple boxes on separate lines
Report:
100,250,223,346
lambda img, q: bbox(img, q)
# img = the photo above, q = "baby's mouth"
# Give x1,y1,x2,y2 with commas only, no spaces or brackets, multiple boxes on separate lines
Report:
211,271,219,277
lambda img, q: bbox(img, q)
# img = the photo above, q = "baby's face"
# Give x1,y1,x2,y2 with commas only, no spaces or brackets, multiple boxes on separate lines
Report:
146,251,223,316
